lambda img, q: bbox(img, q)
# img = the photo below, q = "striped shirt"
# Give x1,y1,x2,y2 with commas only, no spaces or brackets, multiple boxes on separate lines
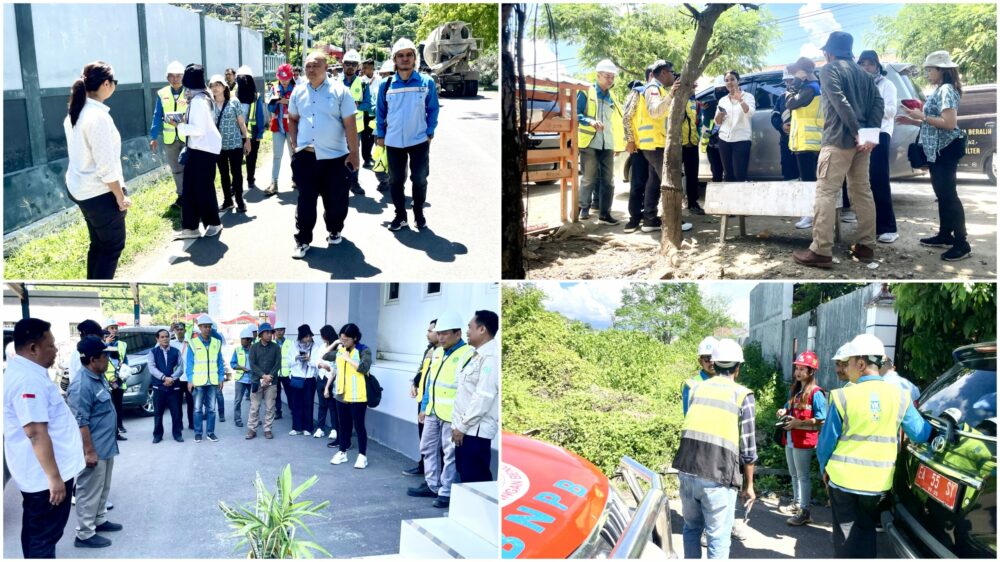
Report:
738,393,758,466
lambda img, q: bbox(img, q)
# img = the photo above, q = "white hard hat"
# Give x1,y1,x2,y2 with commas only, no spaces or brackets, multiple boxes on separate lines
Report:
274,321,286,330
208,74,226,87
103,318,118,328
196,314,214,326
712,338,745,366
379,60,395,74
713,75,726,88
435,311,465,332
166,61,185,76
343,49,361,63
596,59,618,75
848,333,886,358
237,65,253,77
240,326,255,339
391,38,417,60
697,337,718,357
832,343,853,361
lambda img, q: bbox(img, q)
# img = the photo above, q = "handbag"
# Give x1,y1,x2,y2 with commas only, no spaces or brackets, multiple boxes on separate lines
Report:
907,132,927,169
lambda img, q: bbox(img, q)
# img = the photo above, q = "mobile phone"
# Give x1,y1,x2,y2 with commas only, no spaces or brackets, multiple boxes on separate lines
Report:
717,106,727,113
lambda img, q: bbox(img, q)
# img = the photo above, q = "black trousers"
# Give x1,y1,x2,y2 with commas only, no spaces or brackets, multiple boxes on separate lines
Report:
361,114,375,162
217,147,246,208
112,386,125,432
152,387,183,439
290,378,316,433
682,144,700,207
626,150,649,221
315,377,338,432
706,144,724,182
416,402,426,472
291,151,350,245
20,478,74,558
928,136,967,243
336,400,368,455
829,486,884,558
245,138,261,184
869,132,897,234
387,141,431,218
718,140,751,182
796,150,819,181
275,376,293,416
179,382,194,428
779,132,799,180
75,191,126,280
181,148,221,230
641,149,664,220
456,434,493,483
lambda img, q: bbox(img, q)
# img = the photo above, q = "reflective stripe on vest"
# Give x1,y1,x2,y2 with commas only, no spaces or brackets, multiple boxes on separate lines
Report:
336,347,367,403
635,84,666,150
189,337,222,387
104,340,128,389
347,76,366,132
415,351,433,402
426,344,475,423
247,94,257,130
789,93,823,153
279,339,293,377
578,85,625,152
672,376,752,487
825,380,909,492
158,86,187,144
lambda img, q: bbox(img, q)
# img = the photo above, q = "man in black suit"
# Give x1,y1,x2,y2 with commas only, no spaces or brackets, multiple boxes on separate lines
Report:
147,329,184,443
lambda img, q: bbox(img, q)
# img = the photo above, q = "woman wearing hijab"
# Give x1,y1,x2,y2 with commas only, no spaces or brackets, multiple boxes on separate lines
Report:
174,64,223,240
287,324,328,437
235,66,267,192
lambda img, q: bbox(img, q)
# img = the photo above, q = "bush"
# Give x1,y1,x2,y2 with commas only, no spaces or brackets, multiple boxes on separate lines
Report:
474,46,498,89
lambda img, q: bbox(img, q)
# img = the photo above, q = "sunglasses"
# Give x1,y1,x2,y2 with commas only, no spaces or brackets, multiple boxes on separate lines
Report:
110,79,118,86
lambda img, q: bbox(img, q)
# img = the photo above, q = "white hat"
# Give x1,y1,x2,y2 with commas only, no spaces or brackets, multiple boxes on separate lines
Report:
922,50,958,69
848,333,886,358
379,60,395,74
343,49,361,63
596,59,618,75
713,75,726,88
196,314,214,326
435,311,465,332
237,65,253,76
712,338,744,366
239,326,255,339
103,318,118,328
391,38,418,63
832,343,852,361
208,74,226,87
166,61,185,76
274,321,286,330
697,336,718,357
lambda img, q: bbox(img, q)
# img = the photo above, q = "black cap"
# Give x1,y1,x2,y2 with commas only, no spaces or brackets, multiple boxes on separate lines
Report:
297,324,314,338
77,336,112,360
77,319,103,336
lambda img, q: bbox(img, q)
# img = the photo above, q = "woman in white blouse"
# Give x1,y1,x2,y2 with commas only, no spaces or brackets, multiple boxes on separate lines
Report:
175,64,223,240
715,70,756,182
64,61,132,279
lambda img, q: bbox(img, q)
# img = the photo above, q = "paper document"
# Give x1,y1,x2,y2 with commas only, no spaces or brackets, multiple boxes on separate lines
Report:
858,128,880,145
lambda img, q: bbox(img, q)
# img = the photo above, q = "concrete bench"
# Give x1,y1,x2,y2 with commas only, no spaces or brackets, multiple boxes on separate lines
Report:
702,181,842,244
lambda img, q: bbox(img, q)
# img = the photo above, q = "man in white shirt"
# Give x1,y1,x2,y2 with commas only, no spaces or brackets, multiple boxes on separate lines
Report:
3,318,86,558
170,322,195,430
452,310,500,483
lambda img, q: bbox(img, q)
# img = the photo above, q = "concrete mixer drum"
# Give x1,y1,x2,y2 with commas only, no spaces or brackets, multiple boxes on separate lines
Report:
421,21,483,97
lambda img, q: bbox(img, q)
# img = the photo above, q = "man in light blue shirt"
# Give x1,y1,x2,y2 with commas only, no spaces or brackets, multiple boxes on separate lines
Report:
880,357,920,404
288,49,361,260
376,37,440,232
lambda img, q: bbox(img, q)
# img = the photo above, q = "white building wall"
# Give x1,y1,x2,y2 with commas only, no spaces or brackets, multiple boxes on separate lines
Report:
3,292,102,363
275,283,328,337
4,5,22,91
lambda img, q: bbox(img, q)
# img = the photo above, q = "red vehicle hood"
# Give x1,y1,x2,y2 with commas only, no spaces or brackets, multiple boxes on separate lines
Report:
501,432,610,559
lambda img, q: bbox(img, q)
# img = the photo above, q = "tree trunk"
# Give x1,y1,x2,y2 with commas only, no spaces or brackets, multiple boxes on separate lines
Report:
658,4,734,271
501,5,527,279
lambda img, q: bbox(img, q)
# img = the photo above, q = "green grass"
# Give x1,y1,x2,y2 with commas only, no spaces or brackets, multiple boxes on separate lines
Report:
5,138,274,279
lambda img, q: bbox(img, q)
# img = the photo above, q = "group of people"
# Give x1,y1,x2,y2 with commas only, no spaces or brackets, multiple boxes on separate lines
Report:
575,30,971,265
674,333,930,559
63,36,441,279
2,308,499,557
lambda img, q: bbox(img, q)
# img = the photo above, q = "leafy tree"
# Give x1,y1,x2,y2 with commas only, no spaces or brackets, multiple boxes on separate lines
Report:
867,4,996,85
612,283,737,344
418,3,499,52
891,283,996,387
255,283,276,311
791,283,865,316
101,284,208,326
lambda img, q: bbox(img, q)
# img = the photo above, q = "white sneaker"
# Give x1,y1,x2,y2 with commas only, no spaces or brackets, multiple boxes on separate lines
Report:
795,216,813,229
175,228,201,240
354,454,368,469
681,222,693,232
878,232,899,244
328,429,337,440
841,209,857,223
288,430,300,436
313,428,324,438
204,224,223,237
292,244,309,259
330,451,348,465
327,232,343,245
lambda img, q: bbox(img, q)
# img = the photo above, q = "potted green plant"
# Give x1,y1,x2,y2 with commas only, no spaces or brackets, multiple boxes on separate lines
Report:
219,464,331,558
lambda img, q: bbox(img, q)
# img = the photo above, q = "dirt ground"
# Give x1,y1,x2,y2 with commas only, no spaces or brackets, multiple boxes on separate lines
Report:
523,172,996,280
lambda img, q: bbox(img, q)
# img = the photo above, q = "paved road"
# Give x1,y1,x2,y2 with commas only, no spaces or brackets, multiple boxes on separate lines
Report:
124,92,499,280
3,385,441,559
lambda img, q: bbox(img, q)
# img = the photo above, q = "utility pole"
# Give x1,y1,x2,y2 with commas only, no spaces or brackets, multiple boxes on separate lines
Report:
283,3,290,60
302,3,309,57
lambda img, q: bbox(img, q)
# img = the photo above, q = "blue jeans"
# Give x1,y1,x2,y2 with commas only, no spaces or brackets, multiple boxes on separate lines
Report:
192,385,218,435
578,147,615,216
785,446,814,510
232,381,252,425
271,131,294,182
679,473,738,559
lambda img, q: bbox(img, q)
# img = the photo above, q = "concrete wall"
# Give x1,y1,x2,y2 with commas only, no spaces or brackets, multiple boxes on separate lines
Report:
747,283,793,368
4,5,22,91
145,3,202,81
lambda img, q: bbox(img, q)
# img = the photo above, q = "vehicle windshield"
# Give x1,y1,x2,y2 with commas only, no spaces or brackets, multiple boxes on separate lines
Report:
919,359,997,436
119,330,160,356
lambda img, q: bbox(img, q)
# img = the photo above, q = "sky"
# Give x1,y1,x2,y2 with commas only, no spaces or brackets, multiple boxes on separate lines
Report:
530,281,758,329
523,2,903,78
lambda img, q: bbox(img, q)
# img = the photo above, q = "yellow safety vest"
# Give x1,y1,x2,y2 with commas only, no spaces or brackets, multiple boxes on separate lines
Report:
578,85,624,152
825,379,909,493
233,347,249,381
157,86,187,144
635,84,666,150
414,347,434,403
188,336,222,387
680,99,699,147
278,339,293,377
672,376,752,487
789,93,823,153
700,117,715,153
335,347,367,403
246,93,258,131
346,76,366,132
104,340,128,389
425,343,476,423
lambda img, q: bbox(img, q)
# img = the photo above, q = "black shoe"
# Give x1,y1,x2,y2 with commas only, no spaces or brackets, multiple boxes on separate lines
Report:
433,496,451,508
207,433,219,442
219,416,226,423
116,434,127,441
174,436,184,443
402,465,424,477
377,182,389,192
171,198,182,209
414,214,427,229
688,204,705,215
350,183,366,195
274,413,282,420
624,219,641,233
152,436,162,444
195,434,203,443
119,426,127,434
389,215,408,231
363,160,374,169
75,535,112,548
188,424,194,430
919,234,955,248
235,421,243,428
95,521,123,532
219,202,234,212
941,242,972,261
236,207,247,214
407,483,438,498
598,215,620,226
641,217,662,232
247,181,258,190
327,440,339,448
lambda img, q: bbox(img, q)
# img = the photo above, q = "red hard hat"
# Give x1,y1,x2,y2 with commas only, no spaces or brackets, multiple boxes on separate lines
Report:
793,350,819,370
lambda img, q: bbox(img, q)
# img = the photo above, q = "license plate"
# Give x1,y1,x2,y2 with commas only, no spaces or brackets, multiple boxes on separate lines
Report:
914,463,959,510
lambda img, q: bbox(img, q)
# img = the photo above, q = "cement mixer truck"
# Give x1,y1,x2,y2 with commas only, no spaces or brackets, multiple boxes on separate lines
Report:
420,21,483,97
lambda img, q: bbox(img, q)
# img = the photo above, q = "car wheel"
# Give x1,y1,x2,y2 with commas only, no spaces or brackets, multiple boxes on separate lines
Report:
987,152,996,184
141,389,155,416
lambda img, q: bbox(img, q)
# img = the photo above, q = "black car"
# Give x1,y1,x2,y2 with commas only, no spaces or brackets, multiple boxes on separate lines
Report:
883,342,997,558
956,84,996,183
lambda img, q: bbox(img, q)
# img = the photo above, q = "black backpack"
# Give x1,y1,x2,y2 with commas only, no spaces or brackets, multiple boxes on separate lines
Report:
365,372,383,408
